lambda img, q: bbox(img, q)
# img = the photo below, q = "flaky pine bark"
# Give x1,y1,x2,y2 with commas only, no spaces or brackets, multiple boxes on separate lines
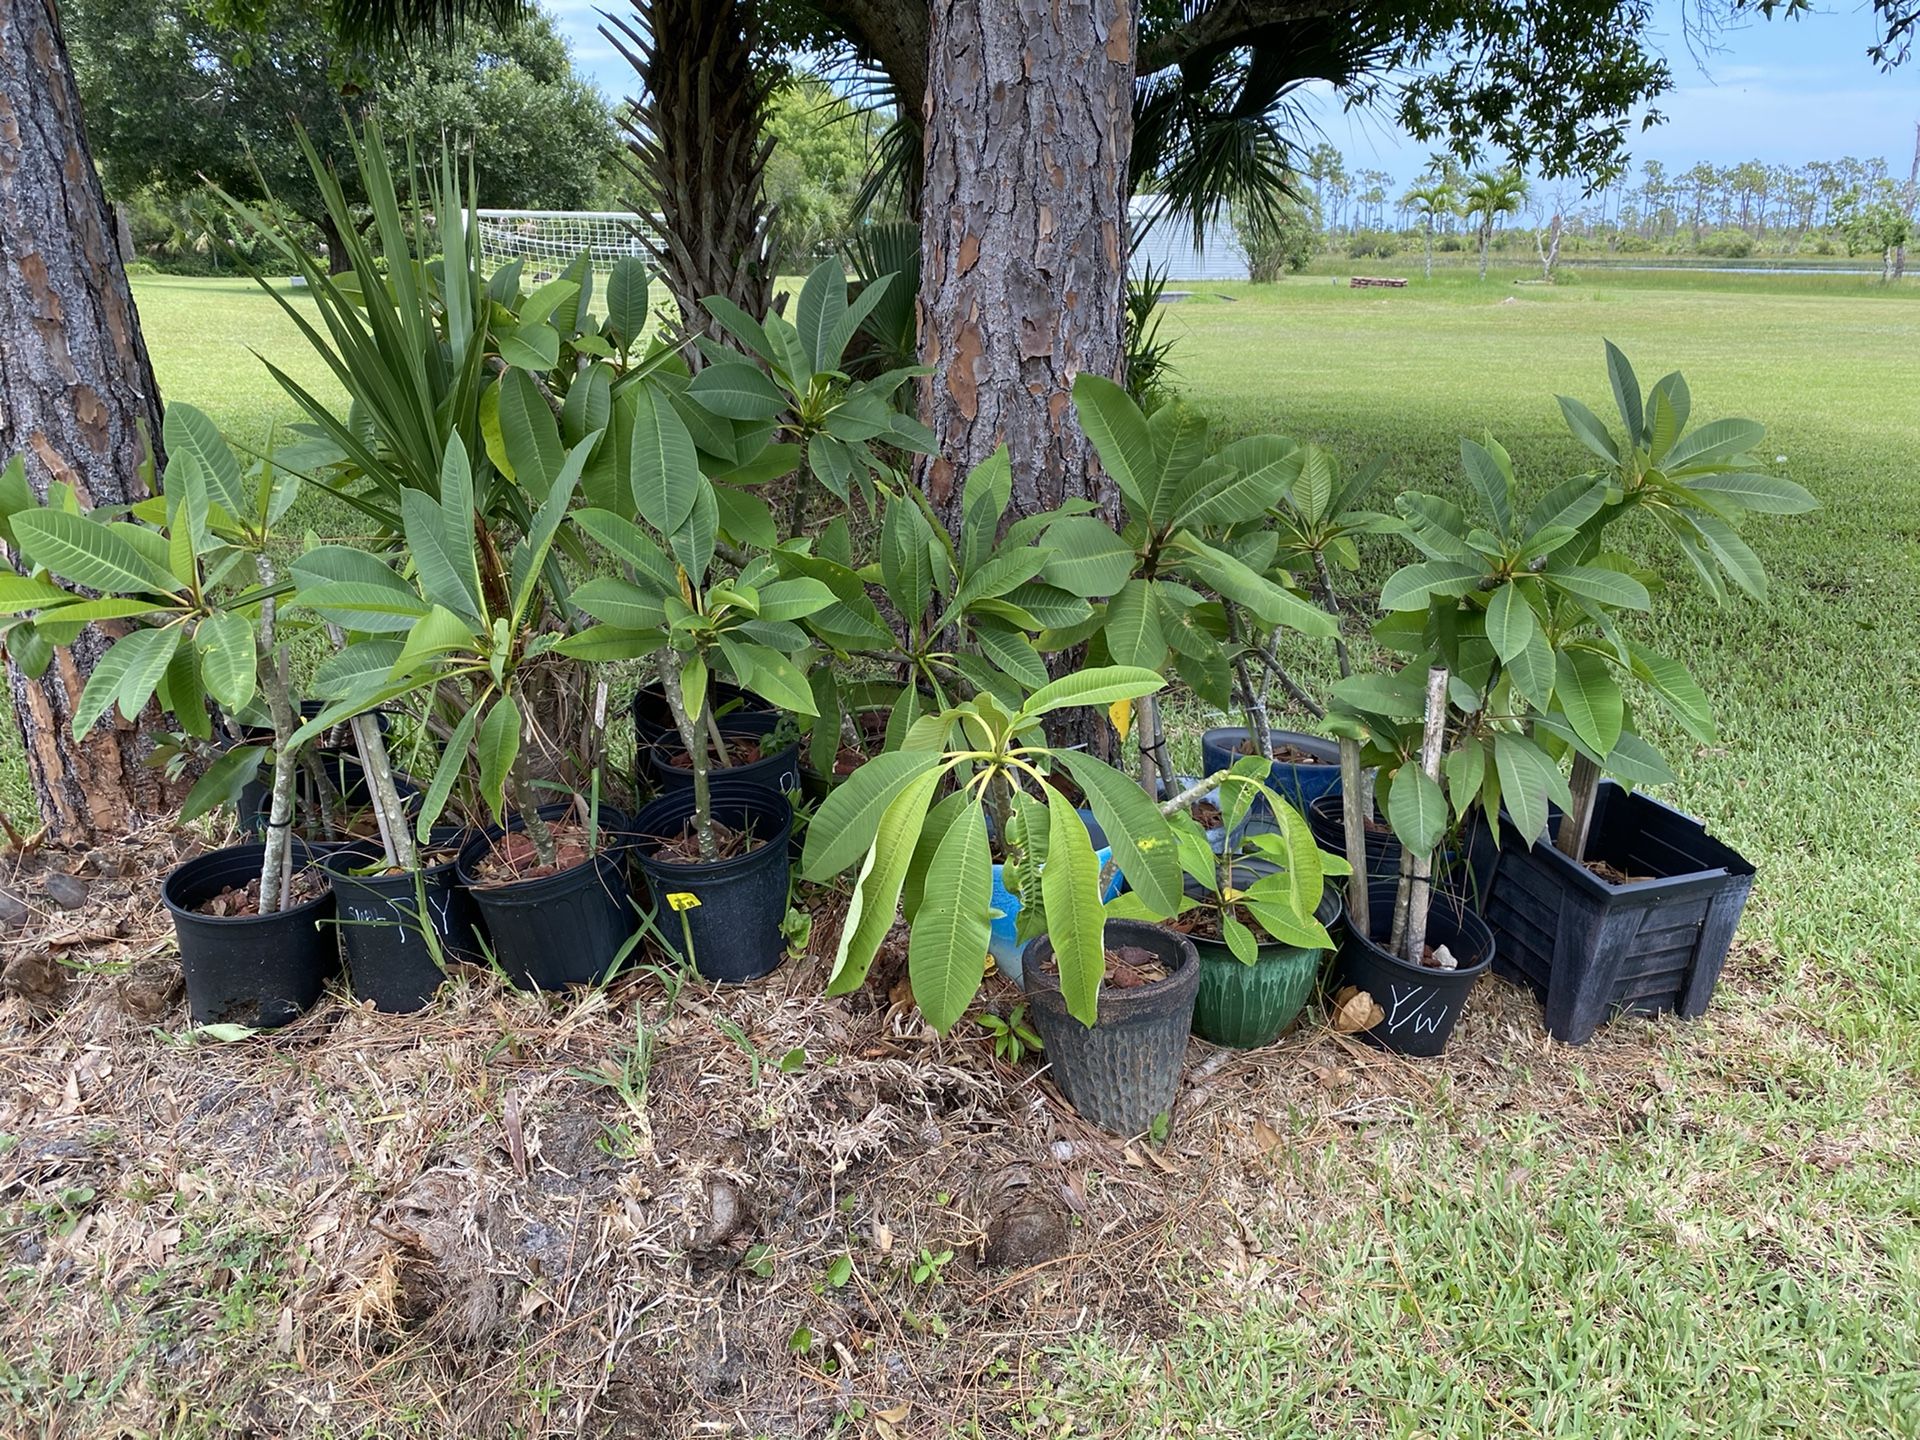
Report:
0,0,183,842
917,0,1133,533
603,0,774,358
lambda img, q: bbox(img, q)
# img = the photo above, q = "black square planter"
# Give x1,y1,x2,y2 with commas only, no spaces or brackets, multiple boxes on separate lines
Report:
1486,781,1755,1045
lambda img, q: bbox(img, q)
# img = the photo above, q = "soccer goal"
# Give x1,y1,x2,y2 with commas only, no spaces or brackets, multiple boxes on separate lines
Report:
472,209,660,281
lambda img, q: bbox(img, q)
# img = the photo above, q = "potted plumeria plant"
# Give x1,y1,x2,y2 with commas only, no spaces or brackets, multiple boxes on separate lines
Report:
1325,345,1812,1049
1107,757,1345,1048
782,447,1096,807
293,427,626,994
800,667,1195,1135
1479,345,1812,1043
558,393,835,983
0,407,340,1028
1061,374,1337,803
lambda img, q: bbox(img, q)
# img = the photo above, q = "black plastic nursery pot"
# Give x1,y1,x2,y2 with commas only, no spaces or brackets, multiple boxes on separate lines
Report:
161,840,339,1029
1485,781,1755,1046
236,749,419,843
1188,881,1344,1049
645,710,801,800
456,803,639,992
629,781,793,983
1335,879,1494,1057
631,680,771,759
321,835,484,1013
1023,919,1202,1136
1200,728,1342,818
1306,793,1501,908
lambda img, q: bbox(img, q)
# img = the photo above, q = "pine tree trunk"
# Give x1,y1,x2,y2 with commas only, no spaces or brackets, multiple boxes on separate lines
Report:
604,0,774,359
0,0,184,842
916,0,1133,534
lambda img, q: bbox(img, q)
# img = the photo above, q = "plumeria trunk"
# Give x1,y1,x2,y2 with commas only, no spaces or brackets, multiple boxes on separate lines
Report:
1556,752,1602,862
256,620,299,917
326,623,415,871
1400,666,1450,966
657,653,716,862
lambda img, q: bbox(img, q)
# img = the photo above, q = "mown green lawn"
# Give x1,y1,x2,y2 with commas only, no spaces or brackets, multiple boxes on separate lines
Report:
14,266,1920,1436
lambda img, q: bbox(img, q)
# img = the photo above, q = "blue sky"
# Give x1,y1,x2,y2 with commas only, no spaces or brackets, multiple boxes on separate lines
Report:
550,0,1916,182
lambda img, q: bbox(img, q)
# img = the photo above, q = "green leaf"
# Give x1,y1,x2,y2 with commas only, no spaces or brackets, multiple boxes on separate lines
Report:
1098,578,1162,668
496,322,559,371
688,361,787,421
1379,560,1484,612
1020,665,1163,720
668,479,718,584
1039,516,1136,596
162,403,248,518
1041,792,1107,1028
12,510,182,598
1329,671,1427,720
1663,417,1765,471
802,749,946,881
1524,475,1609,540
1483,581,1537,664
1505,623,1555,713
196,612,256,711
628,382,700,536
1546,563,1650,611
159,633,210,740
401,488,484,626
571,576,668,630
1603,340,1644,443
712,485,778,549
908,799,993,1033
1054,750,1181,917
1173,538,1336,637
1555,395,1620,464
0,572,75,615
477,694,520,824
825,767,944,997
1493,731,1566,847
1629,645,1716,743
1444,739,1487,818
794,258,847,374
1681,471,1817,516
495,370,564,500
311,638,403,701
1554,649,1624,757
1387,763,1448,860
73,625,179,739
604,257,651,346
718,635,815,716
293,580,430,634
879,491,935,627
1071,374,1157,516
973,622,1050,690
572,508,678,593
391,605,477,676
416,706,480,840
959,446,1014,576
181,744,269,825
1460,436,1514,537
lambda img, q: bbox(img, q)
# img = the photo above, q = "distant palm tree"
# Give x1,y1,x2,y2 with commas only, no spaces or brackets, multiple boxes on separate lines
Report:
1403,180,1457,278
1464,169,1530,279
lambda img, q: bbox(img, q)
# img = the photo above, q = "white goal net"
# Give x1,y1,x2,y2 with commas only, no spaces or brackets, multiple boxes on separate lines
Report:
473,209,660,282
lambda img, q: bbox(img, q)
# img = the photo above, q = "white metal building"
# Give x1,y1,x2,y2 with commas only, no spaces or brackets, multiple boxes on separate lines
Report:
1127,195,1249,282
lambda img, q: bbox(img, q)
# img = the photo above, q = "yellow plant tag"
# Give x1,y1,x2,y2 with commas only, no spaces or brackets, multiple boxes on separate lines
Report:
1109,697,1134,744
666,892,701,912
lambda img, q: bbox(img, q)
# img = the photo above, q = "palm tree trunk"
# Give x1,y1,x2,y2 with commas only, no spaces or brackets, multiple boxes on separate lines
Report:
0,0,186,842
603,0,774,361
